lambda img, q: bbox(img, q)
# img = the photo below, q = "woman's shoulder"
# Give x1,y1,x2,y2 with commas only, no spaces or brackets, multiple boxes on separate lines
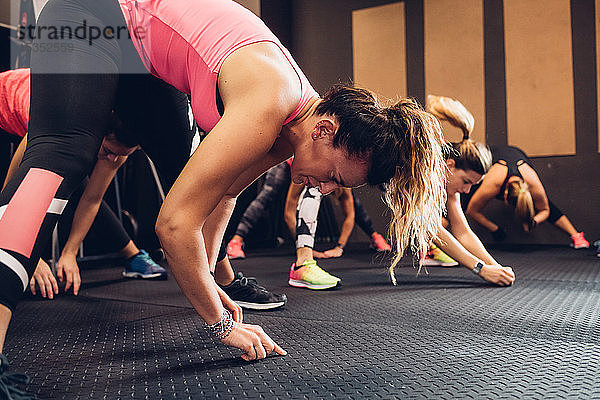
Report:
478,164,507,192
219,43,301,117
486,163,508,180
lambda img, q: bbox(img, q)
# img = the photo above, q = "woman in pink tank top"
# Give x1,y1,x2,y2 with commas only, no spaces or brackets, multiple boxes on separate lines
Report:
0,0,447,372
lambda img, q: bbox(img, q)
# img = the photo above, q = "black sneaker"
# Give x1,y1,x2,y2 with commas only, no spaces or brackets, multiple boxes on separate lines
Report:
220,272,287,310
0,354,37,399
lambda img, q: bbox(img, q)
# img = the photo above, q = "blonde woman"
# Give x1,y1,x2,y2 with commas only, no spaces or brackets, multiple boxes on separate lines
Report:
465,145,589,249
427,95,515,286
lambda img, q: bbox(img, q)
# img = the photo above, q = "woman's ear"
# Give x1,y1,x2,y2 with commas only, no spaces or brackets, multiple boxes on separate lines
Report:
445,158,456,171
312,118,338,140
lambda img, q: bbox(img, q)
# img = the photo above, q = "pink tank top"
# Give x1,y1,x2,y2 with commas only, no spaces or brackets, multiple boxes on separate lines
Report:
118,0,318,133
0,68,30,138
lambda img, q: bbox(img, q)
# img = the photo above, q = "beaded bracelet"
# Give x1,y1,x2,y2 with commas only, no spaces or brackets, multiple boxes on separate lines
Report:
204,309,235,340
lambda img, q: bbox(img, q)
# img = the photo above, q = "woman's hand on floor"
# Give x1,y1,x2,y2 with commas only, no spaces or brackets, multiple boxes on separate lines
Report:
313,246,344,259
312,250,326,259
56,253,82,295
221,322,287,361
30,259,59,299
322,246,343,258
479,264,515,286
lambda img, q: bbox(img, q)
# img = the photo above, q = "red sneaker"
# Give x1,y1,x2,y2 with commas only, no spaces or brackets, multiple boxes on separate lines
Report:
570,232,590,249
370,232,391,252
226,238,246,259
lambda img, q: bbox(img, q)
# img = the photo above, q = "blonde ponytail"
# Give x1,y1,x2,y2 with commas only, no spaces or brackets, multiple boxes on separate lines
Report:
426,94,474,139
383,100,448,284
315,85,448,284
507,180,535,229
426,94,491,174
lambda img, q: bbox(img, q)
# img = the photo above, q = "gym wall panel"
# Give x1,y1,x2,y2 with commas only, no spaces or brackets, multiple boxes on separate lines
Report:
235,0,260,16
424,0,485,144
0,0,9,26
597,0,600,153
503,0,575,156
352,2,406,103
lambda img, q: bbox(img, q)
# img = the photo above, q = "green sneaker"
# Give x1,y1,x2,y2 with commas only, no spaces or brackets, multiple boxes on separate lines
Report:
422,245,459,267
288,259,342,290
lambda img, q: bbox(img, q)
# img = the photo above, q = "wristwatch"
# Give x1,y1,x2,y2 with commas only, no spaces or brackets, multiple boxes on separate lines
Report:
472,261,484,275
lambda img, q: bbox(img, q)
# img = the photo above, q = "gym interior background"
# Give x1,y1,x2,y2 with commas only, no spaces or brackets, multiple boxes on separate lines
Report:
0,0,598,255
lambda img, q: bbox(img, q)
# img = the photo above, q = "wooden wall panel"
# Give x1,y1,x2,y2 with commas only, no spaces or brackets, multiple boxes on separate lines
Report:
235,0,260,16
352,2,406,104
504,0,575,156
597,0,600,153
424,0,485,144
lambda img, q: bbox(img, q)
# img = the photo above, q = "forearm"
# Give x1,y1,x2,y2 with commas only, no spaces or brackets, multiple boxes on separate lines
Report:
468,211,498,232
284,212,296,238
61,198,102,256
3,135,27,189
202,196,236,270
453,229,498,265
337,216,354,247
284,184,302,238
433,228,481,271
62,159,123,256
159,222,224,323
534,209,550,225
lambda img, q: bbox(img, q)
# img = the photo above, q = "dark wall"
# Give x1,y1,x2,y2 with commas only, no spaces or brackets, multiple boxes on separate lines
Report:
261,0,600,245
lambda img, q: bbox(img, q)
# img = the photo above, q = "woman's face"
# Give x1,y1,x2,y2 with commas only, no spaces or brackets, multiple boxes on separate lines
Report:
290,136,369,195
446,159,483,195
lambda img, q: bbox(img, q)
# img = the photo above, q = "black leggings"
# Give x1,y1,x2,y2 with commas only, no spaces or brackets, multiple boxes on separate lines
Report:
235,162,290,239
548,200,564,224
352,193,375,237
0,0,193,311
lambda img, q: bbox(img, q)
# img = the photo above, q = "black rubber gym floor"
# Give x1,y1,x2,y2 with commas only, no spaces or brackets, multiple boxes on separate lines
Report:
5,245,600,399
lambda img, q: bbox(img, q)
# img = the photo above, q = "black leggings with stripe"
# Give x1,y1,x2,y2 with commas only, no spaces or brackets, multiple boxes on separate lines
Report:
0,0,194,311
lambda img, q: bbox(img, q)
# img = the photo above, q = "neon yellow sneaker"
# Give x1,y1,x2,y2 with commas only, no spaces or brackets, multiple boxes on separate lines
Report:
422,245,459,267
289,259,342,290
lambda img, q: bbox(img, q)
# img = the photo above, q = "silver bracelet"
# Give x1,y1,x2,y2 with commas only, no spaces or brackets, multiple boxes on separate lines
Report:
204,309,235,340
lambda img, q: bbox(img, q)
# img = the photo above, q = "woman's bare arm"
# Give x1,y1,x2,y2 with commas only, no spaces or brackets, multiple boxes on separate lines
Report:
60,156,128,257
156,54,298,326
336,188,355,247
446,193,498,265
466,165,506,232
284,183,304,238
320,188,354,258
433,226,514,286
519,164,550,226
3,134,27,189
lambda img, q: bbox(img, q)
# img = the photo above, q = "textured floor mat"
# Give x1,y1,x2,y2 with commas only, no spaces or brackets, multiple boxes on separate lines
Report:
5,245,600,399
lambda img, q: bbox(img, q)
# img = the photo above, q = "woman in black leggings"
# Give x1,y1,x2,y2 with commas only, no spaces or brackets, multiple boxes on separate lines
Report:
466,145,590,248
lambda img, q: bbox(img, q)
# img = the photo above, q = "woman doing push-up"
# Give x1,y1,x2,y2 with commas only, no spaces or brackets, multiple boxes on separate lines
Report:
0,0,447,381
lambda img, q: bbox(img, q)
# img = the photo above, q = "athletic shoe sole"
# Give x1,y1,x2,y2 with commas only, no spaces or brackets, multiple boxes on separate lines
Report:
422,258,459,267
369,245,390,252
234,300,286,310
122,271,167,279
288,279,341,290
228,254,246,260
570,244,590,249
